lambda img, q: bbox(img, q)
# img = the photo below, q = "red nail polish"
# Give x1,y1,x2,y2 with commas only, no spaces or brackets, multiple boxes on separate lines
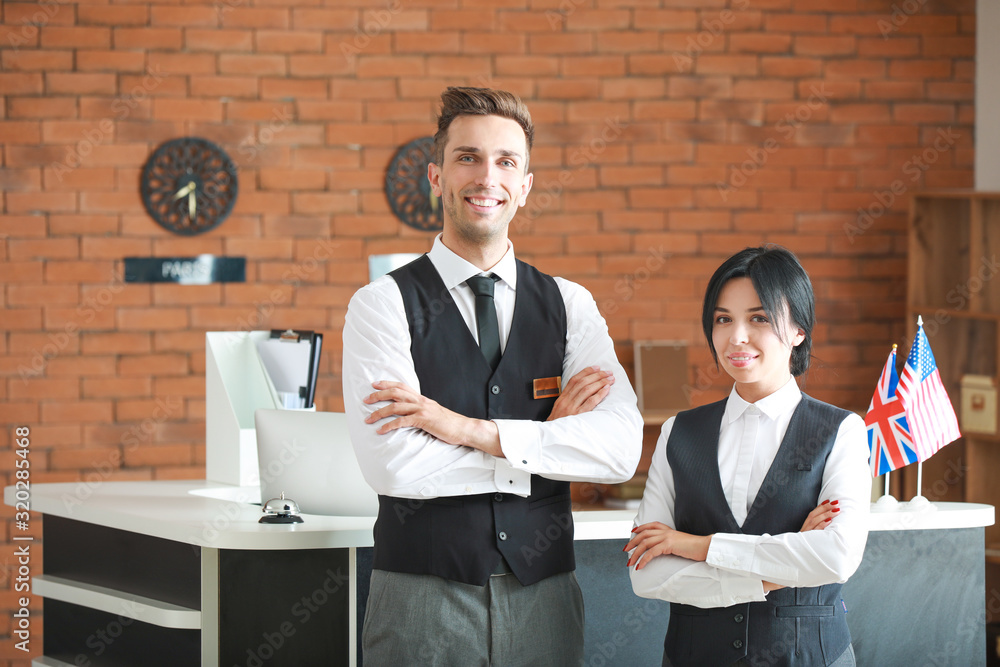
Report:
821,500,829,505
831,500,839,505
824,518,832,523
832,508,840,513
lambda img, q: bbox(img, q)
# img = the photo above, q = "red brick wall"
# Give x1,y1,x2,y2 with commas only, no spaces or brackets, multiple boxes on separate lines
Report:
0,0,976,661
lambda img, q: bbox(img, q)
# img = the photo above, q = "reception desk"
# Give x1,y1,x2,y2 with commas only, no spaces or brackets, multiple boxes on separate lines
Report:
6,480,994,666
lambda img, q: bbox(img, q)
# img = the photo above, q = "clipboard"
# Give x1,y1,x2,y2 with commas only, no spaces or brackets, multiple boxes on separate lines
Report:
255,329,323,409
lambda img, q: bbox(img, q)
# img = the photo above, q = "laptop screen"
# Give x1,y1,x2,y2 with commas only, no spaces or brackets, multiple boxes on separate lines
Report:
254,409,379,517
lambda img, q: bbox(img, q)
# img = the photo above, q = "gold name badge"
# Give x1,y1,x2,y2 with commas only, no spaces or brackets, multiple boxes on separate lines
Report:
533,376,561,400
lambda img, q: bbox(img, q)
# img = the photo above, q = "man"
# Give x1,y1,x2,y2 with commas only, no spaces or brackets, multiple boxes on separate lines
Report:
342,86,643,665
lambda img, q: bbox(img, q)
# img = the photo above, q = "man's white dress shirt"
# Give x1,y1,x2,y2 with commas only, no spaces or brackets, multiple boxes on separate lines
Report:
630,378,871,609
342,235,643,500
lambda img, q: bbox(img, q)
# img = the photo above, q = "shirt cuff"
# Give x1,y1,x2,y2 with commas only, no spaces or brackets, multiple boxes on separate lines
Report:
719,572,767,605
706,533,759,572
493,456,531,496
704,537,768,604
707,533,797,583
494,419,541,471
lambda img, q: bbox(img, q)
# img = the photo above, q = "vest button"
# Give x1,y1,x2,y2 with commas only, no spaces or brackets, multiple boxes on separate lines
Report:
733,613,744,623
732,639,744,649
494,493,503,502
498,531,508,541
491,384,501,395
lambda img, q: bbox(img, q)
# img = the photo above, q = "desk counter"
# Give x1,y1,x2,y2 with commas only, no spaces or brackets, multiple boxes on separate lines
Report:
6,481,994,667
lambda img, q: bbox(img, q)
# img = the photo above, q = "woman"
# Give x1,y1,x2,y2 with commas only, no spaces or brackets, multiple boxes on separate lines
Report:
626,246,871,667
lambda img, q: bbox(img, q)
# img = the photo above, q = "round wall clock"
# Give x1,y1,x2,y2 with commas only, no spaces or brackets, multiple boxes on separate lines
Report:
384,136,443,232
141,137,239,236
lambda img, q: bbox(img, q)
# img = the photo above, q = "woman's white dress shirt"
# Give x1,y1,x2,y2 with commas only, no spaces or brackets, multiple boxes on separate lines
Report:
630,378,872,609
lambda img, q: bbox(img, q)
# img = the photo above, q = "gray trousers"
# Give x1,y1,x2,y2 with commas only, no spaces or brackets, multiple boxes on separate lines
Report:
362,565,585,666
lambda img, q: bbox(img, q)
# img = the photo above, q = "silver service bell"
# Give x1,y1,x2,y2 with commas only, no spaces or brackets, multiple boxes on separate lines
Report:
259,491,304,524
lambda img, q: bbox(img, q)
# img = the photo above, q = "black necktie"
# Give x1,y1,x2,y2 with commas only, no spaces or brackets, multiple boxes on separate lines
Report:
466,274,501,372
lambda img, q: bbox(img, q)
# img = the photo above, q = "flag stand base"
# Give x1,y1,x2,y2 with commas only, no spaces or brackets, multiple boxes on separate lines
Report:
906,495,936,512
871,494,899,512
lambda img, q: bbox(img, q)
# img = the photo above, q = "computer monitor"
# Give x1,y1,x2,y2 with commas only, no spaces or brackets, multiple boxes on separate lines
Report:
253,409,379,517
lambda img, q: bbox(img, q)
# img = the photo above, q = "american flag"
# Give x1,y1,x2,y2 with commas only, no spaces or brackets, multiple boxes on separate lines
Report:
865,346,917,476
896,321,961,462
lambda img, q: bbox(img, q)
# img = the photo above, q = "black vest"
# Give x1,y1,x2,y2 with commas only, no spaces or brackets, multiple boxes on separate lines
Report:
664,395,853,667
373,254,574,587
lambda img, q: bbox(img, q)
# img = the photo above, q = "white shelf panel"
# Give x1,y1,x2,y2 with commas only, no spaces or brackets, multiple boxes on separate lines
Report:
32,574,201,630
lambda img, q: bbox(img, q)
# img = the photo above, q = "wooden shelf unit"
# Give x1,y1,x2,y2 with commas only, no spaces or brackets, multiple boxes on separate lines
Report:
906,191,1000,551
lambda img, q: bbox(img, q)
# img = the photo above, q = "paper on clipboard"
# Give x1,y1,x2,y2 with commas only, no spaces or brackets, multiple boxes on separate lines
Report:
256,330,315,409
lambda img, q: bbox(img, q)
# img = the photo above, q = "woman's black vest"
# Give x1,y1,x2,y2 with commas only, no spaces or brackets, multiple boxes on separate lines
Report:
664,395,853,667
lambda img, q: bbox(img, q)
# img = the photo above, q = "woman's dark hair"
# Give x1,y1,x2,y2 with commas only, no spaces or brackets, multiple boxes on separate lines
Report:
702,245,815,377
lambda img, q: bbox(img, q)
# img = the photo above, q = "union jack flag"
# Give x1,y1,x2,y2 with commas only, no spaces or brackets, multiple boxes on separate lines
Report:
865,346,917,476
896,321,961,462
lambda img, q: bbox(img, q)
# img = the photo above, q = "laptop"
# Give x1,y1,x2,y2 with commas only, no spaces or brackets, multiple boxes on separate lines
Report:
253,409,379,517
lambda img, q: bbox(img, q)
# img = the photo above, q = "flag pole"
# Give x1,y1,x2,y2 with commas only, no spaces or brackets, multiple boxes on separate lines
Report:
907,316,933,512
873,470,898,511
871,343,900,512
909,465,932,510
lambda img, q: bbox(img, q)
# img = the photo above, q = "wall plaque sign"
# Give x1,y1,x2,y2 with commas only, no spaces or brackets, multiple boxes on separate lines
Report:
124,256,246,284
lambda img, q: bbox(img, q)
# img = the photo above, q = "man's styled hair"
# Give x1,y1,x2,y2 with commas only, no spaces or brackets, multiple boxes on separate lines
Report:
702,245,816,377
432,86,534,171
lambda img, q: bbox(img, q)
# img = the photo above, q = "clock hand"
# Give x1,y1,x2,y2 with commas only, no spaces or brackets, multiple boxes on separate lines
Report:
188,191,196,221
172,182,196,200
